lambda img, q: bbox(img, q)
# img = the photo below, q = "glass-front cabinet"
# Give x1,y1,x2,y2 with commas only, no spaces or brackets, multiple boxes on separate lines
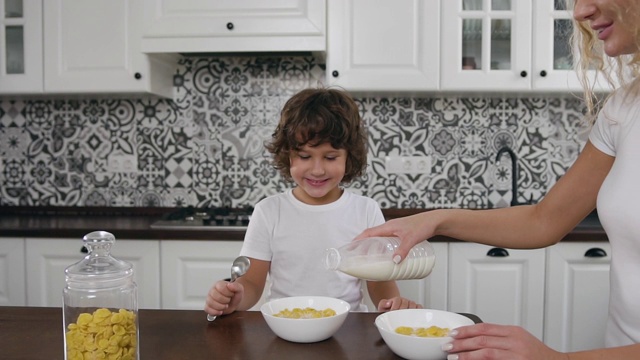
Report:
0,0,42,94
441,0,612,92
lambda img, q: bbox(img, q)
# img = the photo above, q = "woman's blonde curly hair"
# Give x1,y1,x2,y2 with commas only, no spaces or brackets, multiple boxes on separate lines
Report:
572,0,640,123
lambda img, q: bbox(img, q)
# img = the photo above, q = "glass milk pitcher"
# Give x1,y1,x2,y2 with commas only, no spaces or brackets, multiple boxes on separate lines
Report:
324,237,436,281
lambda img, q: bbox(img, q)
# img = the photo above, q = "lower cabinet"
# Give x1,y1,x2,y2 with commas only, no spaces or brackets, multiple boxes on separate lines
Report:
362,242,448,311
544,242,611,352
25,238,161,309
0,238,26,306
448,243,546,340
160,240,246,310
2,237,611,349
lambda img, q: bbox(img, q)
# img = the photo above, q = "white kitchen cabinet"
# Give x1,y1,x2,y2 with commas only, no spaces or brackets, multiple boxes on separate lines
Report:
42,0,176,97
362,242,448,311
399,241,448,310
448,242,546,339
141,0,326,53
441,0,612,92
25,238,161,309
161,240,249,310
0,0,42,94
0,238,26,306
326,0,440,92
544,242,611,352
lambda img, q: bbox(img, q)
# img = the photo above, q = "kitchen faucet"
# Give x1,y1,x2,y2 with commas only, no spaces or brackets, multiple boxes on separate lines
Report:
495,146,521,207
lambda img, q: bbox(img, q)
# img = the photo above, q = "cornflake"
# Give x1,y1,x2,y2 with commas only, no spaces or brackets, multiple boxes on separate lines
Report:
394,325,450,337
65,308,137,360
273,307,336,319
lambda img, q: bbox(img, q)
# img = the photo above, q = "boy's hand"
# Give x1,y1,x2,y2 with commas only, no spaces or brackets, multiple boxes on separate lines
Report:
204,280,245,317
377,297,423,312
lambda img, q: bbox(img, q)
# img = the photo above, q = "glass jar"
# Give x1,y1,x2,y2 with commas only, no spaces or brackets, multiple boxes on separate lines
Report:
324,237,436,281
63,231,139,360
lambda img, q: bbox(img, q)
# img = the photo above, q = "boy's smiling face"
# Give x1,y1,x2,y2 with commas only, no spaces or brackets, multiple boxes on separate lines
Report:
289,142,347,205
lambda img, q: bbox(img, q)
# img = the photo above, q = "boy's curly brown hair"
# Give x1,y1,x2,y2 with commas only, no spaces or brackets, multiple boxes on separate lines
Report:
265,88,368,184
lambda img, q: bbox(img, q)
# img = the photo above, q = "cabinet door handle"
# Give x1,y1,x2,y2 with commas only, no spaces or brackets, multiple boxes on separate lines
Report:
80,246,88,254
134,72,142,80
520,71,528,78
540,70,547,77
487,247,509,257
332,70,339,78
584,247,607,258
226,22,234,30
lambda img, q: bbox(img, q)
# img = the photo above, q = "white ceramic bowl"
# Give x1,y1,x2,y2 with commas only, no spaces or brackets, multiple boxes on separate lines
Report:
375,309,475,360
260,296,350,343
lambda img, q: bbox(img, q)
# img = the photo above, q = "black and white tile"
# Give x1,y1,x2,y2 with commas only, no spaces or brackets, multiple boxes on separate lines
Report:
0,56,588,208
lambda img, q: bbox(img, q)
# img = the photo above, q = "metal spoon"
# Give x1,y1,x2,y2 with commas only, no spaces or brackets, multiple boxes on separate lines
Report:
207,256,251,321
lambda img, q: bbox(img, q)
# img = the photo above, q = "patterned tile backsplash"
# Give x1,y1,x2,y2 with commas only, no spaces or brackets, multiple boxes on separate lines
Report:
0,56,589,209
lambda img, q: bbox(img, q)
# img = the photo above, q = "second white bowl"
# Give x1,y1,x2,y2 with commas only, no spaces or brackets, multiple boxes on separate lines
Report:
375,308,475,360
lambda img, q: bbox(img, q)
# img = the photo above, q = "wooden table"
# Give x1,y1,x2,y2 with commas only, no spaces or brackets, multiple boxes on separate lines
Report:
0,306,481,359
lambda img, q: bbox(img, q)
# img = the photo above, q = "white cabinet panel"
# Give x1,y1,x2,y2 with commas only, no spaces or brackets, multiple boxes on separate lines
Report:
441,0,612,92
43,0,176,97
398,242,448,310
0,238,26,305
142,0,326,53
160,240,243,310
0,0,42,94
363,242,447,311
449,242,546,339
25,238,161,309
544,242,611,352
327,0,439,91
441,0,533,91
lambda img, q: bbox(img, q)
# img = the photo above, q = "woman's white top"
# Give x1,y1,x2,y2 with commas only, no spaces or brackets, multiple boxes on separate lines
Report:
589,89,640,347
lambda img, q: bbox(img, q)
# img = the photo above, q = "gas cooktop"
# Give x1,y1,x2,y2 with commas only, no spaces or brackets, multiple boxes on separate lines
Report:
150,206,253,231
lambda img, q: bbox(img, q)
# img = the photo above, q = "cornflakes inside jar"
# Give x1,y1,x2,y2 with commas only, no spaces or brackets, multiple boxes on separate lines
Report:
63,231,139,360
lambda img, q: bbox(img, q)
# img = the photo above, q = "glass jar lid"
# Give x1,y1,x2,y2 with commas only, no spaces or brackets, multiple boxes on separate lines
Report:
65,231,133,284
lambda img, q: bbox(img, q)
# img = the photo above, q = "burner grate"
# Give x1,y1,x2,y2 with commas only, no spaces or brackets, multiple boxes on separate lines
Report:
152,206,253,230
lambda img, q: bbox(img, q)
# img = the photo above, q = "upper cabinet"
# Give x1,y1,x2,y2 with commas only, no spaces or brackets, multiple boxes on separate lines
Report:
1,0,176,97
141,0,326,53
43,0,176,97
326,0,440,92
0,0,42,93
441,0,613,92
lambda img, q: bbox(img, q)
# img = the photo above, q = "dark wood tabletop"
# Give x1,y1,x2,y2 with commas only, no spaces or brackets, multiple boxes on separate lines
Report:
0,306,482,360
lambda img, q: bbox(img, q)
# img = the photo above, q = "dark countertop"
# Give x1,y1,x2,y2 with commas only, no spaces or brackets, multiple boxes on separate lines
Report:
0,306,482,360
0,206,606,242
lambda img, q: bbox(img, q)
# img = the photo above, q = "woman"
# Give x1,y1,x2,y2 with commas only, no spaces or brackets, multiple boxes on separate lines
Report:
357,0,640,358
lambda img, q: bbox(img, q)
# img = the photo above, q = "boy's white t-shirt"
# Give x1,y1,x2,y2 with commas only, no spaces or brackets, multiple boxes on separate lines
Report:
239,189,385,311
589,89,640,347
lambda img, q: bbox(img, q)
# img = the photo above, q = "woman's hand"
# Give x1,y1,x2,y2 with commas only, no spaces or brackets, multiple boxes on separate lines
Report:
204,280,245,317
377,296,423,312
356,212,438,262
444,323,568,360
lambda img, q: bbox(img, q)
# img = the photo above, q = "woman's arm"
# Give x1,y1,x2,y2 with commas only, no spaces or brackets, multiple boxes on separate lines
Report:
567,344,640,359
358,141,614,261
